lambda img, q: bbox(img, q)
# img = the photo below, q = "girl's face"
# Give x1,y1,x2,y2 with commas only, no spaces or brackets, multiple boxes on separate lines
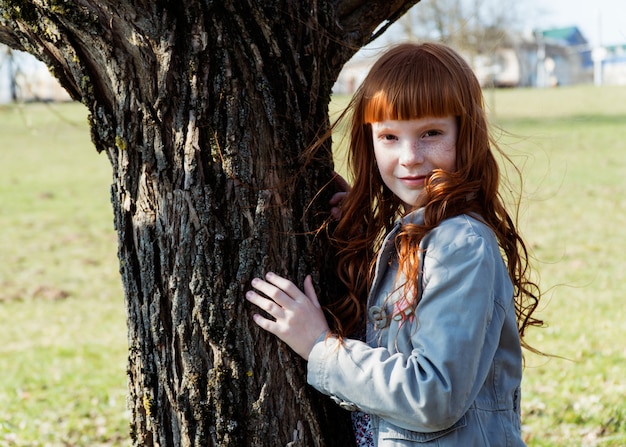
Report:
372,115,458,208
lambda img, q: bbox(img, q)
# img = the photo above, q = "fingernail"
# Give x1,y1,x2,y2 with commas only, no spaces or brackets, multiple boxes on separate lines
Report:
251,278,259,286
266,272,274,279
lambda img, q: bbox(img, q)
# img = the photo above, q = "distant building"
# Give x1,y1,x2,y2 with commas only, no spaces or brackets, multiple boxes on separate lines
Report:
602,44,626,85
334,25,626,92
473,26,593,88
0,45,71,104
539,26,593,85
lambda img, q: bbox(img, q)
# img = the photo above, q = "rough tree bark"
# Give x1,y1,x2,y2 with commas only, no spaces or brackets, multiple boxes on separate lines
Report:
0,1,419,445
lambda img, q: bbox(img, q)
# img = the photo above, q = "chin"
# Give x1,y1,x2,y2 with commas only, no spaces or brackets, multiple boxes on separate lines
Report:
403,197,425,209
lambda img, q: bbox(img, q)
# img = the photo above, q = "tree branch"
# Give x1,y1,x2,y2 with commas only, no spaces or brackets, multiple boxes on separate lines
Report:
0,27,25,51
334,0,421,47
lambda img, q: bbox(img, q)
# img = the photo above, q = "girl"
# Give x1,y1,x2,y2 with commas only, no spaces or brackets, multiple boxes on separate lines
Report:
246,42,542,446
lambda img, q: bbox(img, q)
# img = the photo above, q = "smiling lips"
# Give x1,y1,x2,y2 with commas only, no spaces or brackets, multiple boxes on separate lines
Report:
399,174,429,187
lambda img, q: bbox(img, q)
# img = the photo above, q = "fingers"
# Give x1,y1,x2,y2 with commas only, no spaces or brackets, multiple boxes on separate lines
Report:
245,272,307,322
245,288,284,318
329,191,347,206
252,272,305,307
329,191,347,220
246,272,329,360
329,173,350,221
245,283,286,337
332,171,351,192
303,275,321,309
330,205,342,221
245,272,318,318
263,272,305,302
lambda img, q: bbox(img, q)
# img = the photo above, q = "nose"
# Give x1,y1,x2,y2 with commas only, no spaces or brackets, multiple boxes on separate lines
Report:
399,140,423,166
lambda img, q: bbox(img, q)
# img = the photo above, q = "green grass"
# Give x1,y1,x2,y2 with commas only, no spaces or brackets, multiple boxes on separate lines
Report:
1,85,626,446
0,103,128,446
491,86,626,446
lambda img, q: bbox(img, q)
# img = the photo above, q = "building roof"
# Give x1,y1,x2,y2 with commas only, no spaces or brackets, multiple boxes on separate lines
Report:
541,26,588,46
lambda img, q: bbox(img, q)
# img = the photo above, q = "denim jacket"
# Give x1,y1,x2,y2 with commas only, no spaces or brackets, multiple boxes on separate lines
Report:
307,209,526,446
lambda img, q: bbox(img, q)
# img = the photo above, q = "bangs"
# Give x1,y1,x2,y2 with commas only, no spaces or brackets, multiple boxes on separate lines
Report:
361,50,464,123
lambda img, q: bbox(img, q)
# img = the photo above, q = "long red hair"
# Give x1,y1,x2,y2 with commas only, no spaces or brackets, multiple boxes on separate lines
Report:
326,42,542,348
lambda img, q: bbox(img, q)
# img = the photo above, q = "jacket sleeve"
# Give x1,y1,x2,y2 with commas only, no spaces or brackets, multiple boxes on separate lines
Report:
307,224,507,433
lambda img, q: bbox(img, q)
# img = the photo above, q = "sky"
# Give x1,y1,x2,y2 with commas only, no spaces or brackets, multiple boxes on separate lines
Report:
530,0,626,46
352,0,626,63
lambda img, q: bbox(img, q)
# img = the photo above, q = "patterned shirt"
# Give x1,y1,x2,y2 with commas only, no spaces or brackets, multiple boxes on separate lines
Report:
351,411,374,447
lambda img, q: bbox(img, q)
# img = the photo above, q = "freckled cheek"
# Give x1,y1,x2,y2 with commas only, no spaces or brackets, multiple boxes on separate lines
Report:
440,142,457,171
374,148,394,172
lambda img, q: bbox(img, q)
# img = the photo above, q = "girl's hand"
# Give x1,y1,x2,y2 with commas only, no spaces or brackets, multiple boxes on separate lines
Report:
246,272,329,360
330,171,351,220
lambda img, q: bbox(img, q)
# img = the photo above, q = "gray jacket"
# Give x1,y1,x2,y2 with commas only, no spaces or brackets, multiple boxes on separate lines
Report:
307,209,526,446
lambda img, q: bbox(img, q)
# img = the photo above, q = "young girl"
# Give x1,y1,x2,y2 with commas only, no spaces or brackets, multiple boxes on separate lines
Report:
246,42,542,446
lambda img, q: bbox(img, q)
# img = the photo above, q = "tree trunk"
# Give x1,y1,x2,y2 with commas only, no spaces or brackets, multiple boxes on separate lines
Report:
0,1,418,445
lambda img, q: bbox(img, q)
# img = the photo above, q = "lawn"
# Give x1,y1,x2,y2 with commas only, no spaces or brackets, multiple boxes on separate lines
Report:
492,86,626,446
1,84,626,446
0,103,128,446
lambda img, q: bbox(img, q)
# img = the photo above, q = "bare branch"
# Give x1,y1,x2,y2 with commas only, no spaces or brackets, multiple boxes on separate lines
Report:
334,0,421,47
0,27,25,51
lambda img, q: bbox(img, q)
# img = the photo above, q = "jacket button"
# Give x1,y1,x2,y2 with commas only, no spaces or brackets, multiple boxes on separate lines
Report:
330,395,342,405
330,395,359,411
339,401,359,412
368,305,388,329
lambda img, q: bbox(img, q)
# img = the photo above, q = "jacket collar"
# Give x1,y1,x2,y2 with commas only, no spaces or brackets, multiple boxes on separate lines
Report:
368,208,425,304
400,207,425,226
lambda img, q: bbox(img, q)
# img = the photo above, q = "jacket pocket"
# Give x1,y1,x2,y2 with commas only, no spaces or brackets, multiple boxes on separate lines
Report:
379,415,467,443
